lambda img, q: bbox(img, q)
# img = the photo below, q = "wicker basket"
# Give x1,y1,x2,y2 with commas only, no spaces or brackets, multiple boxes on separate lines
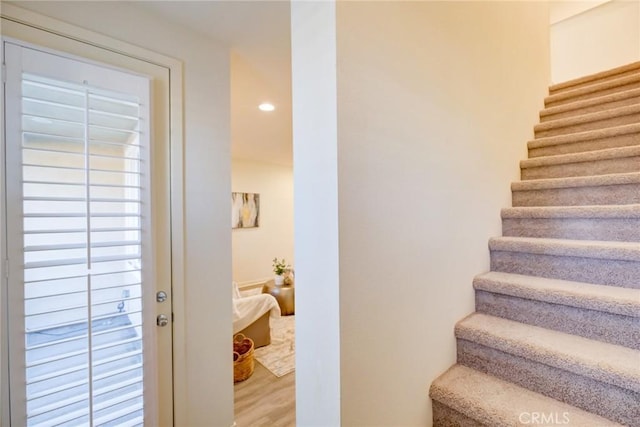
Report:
233,333,255,383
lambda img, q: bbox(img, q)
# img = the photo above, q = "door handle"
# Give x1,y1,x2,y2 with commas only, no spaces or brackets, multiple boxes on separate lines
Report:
157,314,169,327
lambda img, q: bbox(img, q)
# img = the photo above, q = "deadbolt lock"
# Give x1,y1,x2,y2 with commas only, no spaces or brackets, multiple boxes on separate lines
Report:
156,291,168,303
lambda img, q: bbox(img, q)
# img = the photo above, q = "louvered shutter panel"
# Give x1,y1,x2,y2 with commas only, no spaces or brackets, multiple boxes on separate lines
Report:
6,44,151,427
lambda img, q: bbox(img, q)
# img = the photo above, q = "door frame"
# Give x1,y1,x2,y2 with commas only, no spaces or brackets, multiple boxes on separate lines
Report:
0,4,187,425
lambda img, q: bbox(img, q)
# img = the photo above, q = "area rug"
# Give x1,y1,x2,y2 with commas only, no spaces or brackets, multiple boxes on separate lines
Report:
254,315,295,377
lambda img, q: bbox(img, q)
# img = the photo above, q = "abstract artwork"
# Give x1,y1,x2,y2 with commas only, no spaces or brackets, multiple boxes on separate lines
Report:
232,192,260,229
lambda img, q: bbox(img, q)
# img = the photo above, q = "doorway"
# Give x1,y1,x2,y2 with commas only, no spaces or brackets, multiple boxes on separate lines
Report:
2,37,174,426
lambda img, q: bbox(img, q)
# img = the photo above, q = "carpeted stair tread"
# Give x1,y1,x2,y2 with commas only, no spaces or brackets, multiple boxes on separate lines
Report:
521,145,640,169
549,61,640,94
535,103,640,135
541,87,640,121
488,236,640,262
429,364,623,427
511,171,640,191
527,122,640,152
511,172,640,207
474,272,640,349
545,73,640,106
432,61,640,425
455,313,640,393
501,205,640,241
502,204,640,219
473,272,640,318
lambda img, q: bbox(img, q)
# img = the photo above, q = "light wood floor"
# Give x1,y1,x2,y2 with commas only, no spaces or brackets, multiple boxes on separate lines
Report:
234,361,296,427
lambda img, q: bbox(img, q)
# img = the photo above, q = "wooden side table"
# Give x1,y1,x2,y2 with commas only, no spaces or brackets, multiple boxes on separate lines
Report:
262,280,295,316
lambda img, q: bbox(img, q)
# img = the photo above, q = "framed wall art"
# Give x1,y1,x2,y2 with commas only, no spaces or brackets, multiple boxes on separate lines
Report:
232,192,260,229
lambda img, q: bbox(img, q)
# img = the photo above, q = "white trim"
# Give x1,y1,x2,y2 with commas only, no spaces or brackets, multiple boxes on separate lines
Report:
0,4,177,69
0,36,10,427
167,57,187,427
4,42,27,426
0,4,186,426
236,278,270,290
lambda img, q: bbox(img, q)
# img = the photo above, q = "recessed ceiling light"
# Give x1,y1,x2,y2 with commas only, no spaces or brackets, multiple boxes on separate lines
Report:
258,103,275,112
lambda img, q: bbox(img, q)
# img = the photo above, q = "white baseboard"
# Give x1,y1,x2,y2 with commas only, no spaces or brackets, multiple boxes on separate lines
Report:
236,278,270,290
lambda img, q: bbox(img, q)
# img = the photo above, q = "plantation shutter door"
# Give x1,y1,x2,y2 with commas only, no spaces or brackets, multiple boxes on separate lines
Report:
5,43,154,426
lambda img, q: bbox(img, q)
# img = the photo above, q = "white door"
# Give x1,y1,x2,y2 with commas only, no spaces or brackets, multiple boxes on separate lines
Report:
3,41,173,426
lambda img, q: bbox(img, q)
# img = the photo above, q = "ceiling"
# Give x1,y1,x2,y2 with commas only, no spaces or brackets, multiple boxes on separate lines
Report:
137,1,293,166
9,0,293,166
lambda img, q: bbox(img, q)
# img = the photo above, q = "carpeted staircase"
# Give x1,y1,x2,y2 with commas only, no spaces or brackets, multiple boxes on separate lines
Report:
429,62,640,426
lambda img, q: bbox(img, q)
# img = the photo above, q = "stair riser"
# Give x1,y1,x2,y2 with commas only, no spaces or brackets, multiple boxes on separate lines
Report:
432,401,484,427
521,156,640,180
512,183,640,207
528,132,640,158
490,251,640,288
502,217,640,242
457,340,640,427
549,68,640,96
546,81,640,108
541,95,640,122
535,112,640,139
475,291,640,349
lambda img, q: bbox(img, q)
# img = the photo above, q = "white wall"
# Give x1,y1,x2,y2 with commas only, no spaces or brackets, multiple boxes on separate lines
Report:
551,0,640,83
291,2,342,425
335,2,550,424
3,2,234,426
293,1,550,425
231,159,294,285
